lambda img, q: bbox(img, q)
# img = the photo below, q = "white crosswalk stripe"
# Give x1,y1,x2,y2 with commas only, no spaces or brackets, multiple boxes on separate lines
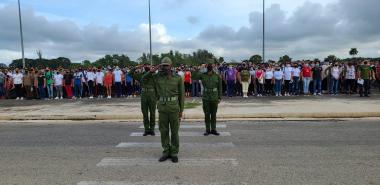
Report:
116,142,235,148
138,124,227,129
130,132,231,137
78,181,248,185
97,157,239,167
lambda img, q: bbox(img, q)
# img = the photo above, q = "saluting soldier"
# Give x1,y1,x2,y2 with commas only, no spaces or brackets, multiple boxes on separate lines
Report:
154,57,185,163
200,60,222,136
140,64,157,136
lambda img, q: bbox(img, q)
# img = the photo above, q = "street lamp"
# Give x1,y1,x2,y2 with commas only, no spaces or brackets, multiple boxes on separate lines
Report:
262,0,265,63
17,0,26,69
148,0,153,65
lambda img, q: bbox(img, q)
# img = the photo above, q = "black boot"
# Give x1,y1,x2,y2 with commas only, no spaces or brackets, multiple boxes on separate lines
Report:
171,156,178,163
204,131,211,136
143,131,150,136
158,154,171,162
150,131,156,136
211,130,220,136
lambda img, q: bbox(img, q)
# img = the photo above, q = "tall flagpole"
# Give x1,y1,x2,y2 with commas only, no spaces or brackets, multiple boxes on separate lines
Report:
262,0,265,63
18,0,25,68
148,0,153,65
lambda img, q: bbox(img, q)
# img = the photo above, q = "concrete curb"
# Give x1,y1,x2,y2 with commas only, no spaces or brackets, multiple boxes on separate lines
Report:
1,112,380,121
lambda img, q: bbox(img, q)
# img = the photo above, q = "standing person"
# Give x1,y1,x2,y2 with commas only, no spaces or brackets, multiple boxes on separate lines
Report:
201,61,222,136
0,69,5,99
292,63,301,95
264,65,274,96
12,68,24,100
239,64,250,98
80,68,88,98
125,68,134,98
36,71,46,100
345,63,356,95
113,66,123,98
273,66,284,97
45,67,54,99
376,61,380,93
155,57,184,163
95,68,105,99
191,67,201,97
301,63,312,95
312,62,323,96
283,63,293,96
23,69,35,99
73,69,83,99
140,64,157,136
358,60,375,97
255,66,264,97
63,70,73,99
329,63,341,95
184,68,192,98
248,66,256,96
104,69,113,99
54,70,64,99
87,68,96,99
225,65,237,97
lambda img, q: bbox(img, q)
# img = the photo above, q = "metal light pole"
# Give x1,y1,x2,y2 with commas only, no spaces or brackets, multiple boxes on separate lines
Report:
148,0,153,65
18,0,26,68
262,0,265,63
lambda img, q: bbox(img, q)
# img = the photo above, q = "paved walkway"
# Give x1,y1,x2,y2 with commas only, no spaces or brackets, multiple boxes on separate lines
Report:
0,95,380,120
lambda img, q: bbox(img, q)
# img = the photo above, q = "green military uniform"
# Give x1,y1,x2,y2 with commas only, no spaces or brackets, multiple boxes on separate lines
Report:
141,71,157,133
154,58,185,158
200,67,222,133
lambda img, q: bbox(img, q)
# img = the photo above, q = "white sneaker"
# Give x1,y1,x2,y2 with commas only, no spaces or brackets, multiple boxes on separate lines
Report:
89,96,93,99
16,97,19,100
313,93,317,96
55,97,59,100
60,97,63,99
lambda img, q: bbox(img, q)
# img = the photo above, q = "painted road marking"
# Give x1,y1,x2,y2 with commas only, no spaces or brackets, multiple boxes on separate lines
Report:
130,132,231,137
116,142,235,148
78,181,248,185
139,124,227,129
97,157,239,167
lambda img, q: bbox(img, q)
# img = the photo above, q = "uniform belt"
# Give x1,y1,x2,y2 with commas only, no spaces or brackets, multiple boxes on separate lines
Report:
142,88,155,92
159,97,178,102
204,88,218,92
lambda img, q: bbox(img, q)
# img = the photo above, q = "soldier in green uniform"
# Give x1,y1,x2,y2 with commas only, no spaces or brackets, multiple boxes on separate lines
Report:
140,64,157,136
200,61,223,136
154,57,185,163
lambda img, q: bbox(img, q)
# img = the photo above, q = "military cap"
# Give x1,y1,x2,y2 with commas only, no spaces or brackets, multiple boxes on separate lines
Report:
161,57,172,65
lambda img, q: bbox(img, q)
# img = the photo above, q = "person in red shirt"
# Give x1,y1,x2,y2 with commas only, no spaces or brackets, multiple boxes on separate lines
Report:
184,68,192,97
301,62,312,95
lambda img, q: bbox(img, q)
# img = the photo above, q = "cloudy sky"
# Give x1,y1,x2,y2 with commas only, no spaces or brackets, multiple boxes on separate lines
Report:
0,0,379,64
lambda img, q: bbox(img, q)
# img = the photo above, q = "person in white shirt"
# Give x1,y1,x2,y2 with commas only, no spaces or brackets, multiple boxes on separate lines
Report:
87,69,96,99
292,64,301,95
264,66,274,96
249,67,256,96
273,66,284,96
54,71,64,99
329,63,341,95
95,68,105,98
12,68,24,100
113,66,123,98
345,63,356,95
283,63,293,96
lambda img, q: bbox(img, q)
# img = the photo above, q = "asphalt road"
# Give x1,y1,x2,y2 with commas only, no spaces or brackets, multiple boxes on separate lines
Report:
0,120,379,185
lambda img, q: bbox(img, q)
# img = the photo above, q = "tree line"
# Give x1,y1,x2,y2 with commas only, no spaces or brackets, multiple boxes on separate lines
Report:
4,48,380,69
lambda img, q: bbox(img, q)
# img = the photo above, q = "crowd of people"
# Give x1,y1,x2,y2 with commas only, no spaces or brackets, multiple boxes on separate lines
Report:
0,59,379,100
